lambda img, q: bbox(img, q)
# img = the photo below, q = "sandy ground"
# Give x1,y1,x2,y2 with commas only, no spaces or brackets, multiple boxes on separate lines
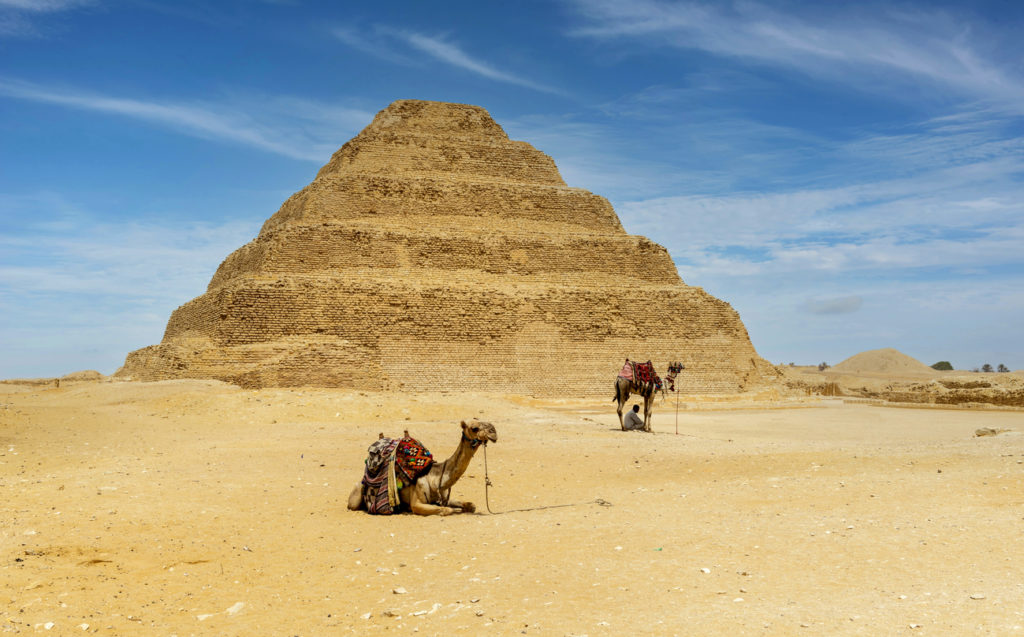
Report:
2,380,1023,636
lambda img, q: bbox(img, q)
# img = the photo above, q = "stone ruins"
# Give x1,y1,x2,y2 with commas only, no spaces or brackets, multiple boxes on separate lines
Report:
120,100,774,395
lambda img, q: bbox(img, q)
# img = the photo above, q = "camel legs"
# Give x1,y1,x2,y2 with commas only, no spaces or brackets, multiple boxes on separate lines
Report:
614,377,630,430
409,501,458,516
408,488,462,516
615,378,656,432
347,483,365,511
446,499,476,513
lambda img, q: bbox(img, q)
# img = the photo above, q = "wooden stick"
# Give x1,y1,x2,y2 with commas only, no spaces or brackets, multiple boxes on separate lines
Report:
675,387,679,435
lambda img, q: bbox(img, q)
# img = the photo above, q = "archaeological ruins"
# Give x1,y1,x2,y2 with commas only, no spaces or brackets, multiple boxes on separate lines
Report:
119,99,774,395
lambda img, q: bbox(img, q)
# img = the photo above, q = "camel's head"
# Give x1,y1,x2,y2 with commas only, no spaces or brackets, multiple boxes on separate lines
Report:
461,419,498,446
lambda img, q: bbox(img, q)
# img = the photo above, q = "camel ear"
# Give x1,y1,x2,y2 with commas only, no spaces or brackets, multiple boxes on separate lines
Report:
460,420,468,428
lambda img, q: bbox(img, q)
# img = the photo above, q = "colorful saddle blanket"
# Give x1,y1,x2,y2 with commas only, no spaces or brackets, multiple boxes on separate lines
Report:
395,437,433,486
618,359,663,391
362,435,433,515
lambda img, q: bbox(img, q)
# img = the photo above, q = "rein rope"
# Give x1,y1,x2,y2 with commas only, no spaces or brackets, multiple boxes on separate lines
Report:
481,443,612,515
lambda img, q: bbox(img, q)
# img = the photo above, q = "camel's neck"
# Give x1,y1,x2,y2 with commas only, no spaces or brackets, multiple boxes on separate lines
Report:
438,435,482,490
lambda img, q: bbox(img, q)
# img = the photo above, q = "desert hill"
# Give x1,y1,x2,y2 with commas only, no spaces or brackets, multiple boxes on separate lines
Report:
781,348,1024,407
831,347,936,376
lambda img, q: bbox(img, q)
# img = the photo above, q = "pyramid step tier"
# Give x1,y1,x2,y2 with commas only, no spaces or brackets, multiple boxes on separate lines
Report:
315,133,565,185
124,334,761,395
165,277,749,347
209,223,679,291
261,174,620,234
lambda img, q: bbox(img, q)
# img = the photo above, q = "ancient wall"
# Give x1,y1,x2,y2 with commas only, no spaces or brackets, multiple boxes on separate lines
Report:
120,99,774,395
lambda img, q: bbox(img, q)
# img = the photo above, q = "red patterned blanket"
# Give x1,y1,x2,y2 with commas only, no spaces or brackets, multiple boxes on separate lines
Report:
618,359,663,390
362,433,434,515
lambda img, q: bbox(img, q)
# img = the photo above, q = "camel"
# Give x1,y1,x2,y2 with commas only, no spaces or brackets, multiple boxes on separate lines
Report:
348,419,497,516
614,375,662,432
614,361,683,432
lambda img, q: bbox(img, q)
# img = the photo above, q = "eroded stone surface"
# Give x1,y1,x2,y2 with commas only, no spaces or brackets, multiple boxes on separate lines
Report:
119,100,773,394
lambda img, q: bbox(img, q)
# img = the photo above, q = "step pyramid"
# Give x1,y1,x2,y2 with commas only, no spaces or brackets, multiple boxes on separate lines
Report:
119,100,773,395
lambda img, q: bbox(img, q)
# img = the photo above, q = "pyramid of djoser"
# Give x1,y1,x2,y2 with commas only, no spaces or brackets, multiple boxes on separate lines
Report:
120,100,774,395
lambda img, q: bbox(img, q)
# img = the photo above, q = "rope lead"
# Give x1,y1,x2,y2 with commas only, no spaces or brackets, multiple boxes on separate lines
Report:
482,444,611,515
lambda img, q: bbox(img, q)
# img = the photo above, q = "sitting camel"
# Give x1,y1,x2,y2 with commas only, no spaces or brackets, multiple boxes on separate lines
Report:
348,419,497,516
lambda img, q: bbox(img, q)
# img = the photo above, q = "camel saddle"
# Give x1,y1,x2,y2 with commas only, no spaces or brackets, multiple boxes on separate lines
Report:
619,358,663,390
361,433,433,515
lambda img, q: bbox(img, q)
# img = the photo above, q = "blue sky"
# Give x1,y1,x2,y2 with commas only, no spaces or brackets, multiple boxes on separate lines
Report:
2,0,1022,377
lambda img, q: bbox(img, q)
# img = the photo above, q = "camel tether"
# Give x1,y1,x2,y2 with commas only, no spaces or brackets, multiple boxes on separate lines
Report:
481,444,612,515
349,419,611,515
349,420,495,516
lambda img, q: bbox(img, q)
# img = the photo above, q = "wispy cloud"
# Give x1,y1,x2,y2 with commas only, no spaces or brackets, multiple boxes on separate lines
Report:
503,114,704,199
0,192,258,377
626,172,1024,280
567,0,1024,110
596,98,1024,368
0,77,371,161
0,0,93,38
0,0,92,11
332,25,562,94
331,26,416,65
400,32,562,94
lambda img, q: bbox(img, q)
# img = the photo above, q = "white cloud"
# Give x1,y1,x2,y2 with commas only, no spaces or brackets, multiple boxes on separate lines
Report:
398,32,563,95
0,0,91,11
0,199,256,300
331,26,416,65
0,0,93,38
567,0,1024,111
332,25,562,94
0,77,372,161
615,103,1024,259
0,194,259,377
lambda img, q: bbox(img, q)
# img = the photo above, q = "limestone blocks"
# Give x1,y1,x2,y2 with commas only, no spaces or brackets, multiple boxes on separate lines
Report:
120,100,771,395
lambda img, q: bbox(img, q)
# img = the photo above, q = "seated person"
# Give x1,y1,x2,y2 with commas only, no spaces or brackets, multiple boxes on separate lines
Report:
623,404,645,431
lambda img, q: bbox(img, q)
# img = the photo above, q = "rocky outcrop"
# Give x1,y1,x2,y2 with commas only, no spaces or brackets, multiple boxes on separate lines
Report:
120,100,773,394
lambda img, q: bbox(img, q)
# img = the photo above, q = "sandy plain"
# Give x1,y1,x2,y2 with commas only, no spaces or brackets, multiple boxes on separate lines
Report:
2,379,1023,636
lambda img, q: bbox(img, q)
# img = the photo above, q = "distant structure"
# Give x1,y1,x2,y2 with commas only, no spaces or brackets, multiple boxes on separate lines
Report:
119,100,774,395
831,348,936,376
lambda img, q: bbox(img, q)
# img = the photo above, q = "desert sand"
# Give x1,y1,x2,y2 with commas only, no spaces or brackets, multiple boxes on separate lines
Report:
3,379,1023,635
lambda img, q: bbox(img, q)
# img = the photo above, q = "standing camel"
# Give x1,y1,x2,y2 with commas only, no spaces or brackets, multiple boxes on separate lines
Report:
614,373,661,432
348,419,497,516
613,360,683,432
